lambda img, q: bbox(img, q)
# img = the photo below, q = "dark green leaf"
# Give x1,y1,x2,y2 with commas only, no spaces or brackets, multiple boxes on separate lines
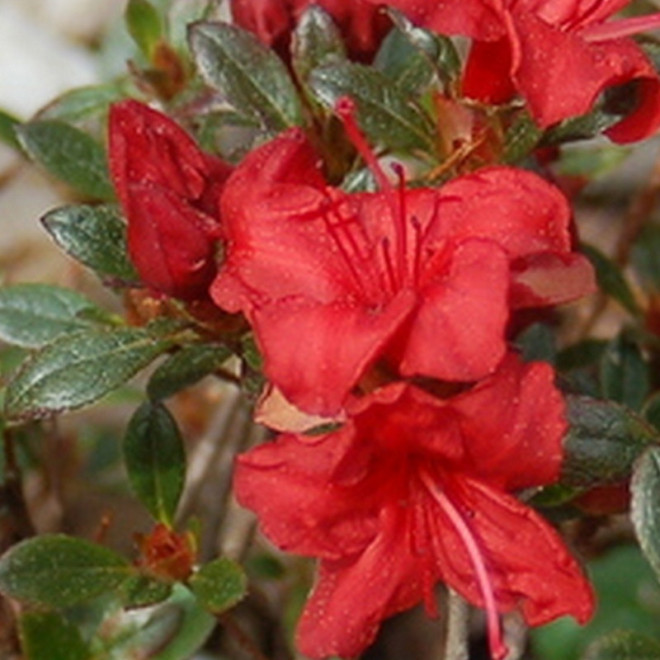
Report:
582,243,640,316
374,28,435,96
38,84,125,123
189,21,303,133
515,322,556,364
632,447,660,581
189,558,246,614
308,60,435,153
5,327,173,421
632,224,660,294
123,401,186,524
541,102,623,145
599,334,649,411
16,120,114,200
120,573,173,608
0,535,131,608
502,112,543,164
387,9,460,85
0,108,22,151
148,344,232,400
583,630,660,660
558,145,629,179
562,395,658,488
41,204,138,283
557,339,608,372
126,0,164,58
19,611,89,660
0,283,113,349
292,4,346,83
644,393,660,432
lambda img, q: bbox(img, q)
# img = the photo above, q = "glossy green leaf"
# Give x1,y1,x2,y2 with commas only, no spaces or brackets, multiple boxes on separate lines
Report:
502,112,543,164
41,204,138,283
292,4,346,83
582,243,640,316
632,447,660,582
583,631,660,660
189,21,303,133
562,395,658,488
38,84,125,123
308,60,436,154
126,0,164,58
599,334,649,411
16,120,114,200
120,573,173,608
0,108,22,150
19,611,89,660
5,327,173,421
189,558,247,614
0,535,131,608
0,283,112,349
374,28,435,97
147,344,232,400
123,401,186,525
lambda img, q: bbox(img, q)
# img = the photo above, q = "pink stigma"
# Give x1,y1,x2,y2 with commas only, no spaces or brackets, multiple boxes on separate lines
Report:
420,470,508,660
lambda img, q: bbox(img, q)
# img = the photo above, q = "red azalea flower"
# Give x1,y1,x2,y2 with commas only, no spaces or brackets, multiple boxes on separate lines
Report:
211,123,594,414
235,354,595,660
373,0,660,143
230,0,391,61
108,100,232,299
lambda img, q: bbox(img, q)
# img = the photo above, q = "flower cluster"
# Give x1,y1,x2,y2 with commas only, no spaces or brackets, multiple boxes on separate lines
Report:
105,1,660,658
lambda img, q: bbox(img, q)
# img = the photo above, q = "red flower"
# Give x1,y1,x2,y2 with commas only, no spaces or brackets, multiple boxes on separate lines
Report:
235,355,595,660
211,127,594,414
108,100,232,299
374,0,660,143
230,0,390,61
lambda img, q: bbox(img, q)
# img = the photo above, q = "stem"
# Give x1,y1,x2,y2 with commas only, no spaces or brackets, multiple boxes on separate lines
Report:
445,588,470,660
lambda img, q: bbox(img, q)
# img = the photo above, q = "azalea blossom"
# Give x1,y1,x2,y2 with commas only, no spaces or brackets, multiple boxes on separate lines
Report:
235,354,595,660
108,100,232,299
211,123,594,414
373,0,660,142
229,0,391,60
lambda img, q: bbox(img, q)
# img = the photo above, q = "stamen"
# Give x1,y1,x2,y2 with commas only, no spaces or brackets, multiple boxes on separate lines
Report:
335,96,391,192
419,470,508,660
411,216,423,284
391,162,409,285
579,13,660,42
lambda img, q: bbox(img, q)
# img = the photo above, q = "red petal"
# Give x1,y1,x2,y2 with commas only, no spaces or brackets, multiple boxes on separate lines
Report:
230,0,291,47
249,291,416,415
435,475,595,626
450,354,566,490
398,238,509,381
463,38,517,104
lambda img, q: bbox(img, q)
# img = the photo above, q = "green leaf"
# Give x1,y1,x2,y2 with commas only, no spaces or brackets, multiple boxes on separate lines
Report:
16,121,114,200
387,9,460,86
126,0,164,58
5,327,173,421
557,339,608,372
19,611,89,660
0,108,22,151
308,60,436,154
189,21,303,133
123,401,186,525
582,243,640,316
643,393,660,432
599,334,649,411
0,535,132,608
189,558,247,614
119,573,173,608
502,112,543,164
558,145,629,180
41,204,138,283
583,630,660,660
147,344,232,400
632,447,660,582
562,395,659,488
292,4,346,84
38,84,125,123
515,322,556,364
374,27,435,97
631,224,660,294
0,283,112,349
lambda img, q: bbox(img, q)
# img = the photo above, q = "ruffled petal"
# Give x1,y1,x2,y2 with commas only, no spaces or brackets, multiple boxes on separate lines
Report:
250,291,416,414
398,238,509,381
433,475,595,626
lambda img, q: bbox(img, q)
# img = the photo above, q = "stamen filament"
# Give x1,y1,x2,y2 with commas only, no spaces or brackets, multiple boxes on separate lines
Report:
580,13,660,42
419,470,508,660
